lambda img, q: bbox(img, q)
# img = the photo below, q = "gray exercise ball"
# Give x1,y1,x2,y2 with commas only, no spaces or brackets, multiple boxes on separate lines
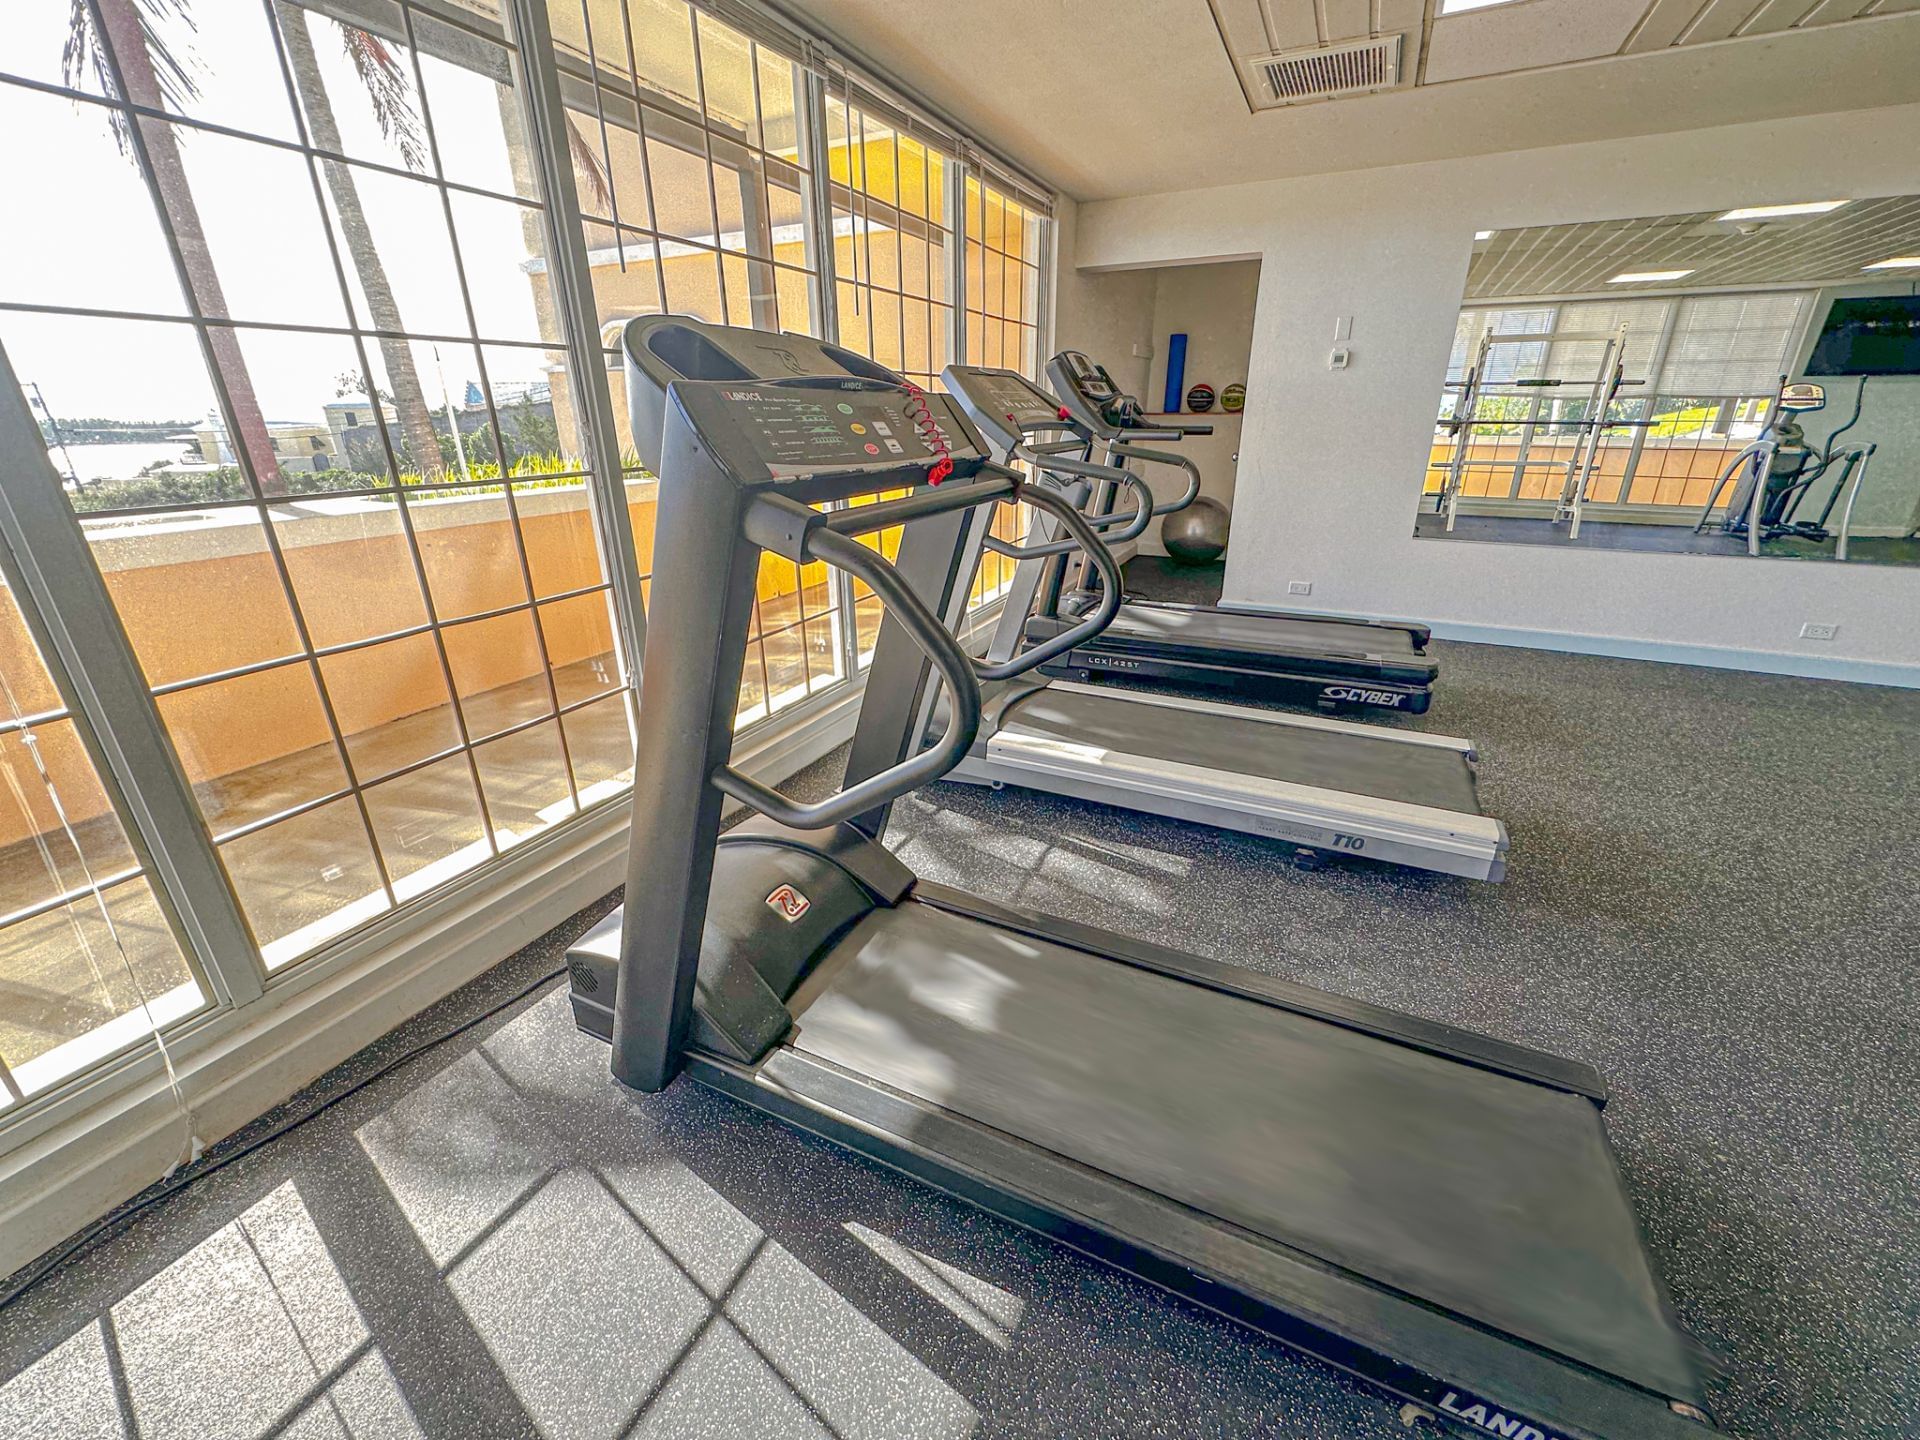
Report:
1161,496,1231,564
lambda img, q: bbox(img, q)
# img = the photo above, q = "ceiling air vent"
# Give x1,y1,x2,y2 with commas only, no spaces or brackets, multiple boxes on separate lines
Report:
1243,34,1403,108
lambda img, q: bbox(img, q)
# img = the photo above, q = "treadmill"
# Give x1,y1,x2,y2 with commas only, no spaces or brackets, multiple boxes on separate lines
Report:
566,315,1714,1440
1026,350,1437,714
926,362,1508,882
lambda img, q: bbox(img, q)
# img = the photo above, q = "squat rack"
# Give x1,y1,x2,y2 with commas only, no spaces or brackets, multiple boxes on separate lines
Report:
1432,323,1647,537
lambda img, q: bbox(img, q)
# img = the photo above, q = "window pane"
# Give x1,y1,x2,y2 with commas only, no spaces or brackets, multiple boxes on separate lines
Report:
0,581,63,719
363,754,491,901
473,720,573,847
696,12,758,146
448,190,556,345
441,610,551,738
412,486,530,618
756,46,803,166
538,591,621,706
2,0,115,94
170,126,352,329
518,479,608,596
645,116,720,245
323,165,470,338
0,87,186,316
415,18,538,201
275,503,430,649
84,513,306,689
220,798,387,969
319,632,464,781
280,3,433,176
561,692,633,801
1,877,200,1097
153,0,301,141
157,664,350,837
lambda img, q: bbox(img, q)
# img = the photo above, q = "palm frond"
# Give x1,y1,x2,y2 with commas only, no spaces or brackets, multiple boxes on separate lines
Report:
340,27,428,172
66,0,202,155
567,117,612,216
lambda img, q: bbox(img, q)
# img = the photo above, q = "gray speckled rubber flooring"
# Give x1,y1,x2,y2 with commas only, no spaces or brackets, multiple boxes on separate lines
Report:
2,632,1917,1440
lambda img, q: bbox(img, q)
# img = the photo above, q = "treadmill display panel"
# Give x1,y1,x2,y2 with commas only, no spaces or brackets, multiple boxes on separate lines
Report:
709,385,977,480
1058,350,1118,401
971,370,1065,428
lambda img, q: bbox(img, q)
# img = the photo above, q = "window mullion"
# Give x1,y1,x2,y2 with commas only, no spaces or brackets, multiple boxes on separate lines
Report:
501,0,648,684
799,70,836,343
948,154,968,367
0,344,263,1007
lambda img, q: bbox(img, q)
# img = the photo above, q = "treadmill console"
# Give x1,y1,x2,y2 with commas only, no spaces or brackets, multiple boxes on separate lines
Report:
671,379,986,492
621,315,991,494
1048,349,1141,435
942,364,1071,452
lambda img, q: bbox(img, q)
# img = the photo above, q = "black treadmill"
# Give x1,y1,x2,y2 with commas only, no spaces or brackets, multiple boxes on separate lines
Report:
1025,350,1438,713
566,316,1713,1440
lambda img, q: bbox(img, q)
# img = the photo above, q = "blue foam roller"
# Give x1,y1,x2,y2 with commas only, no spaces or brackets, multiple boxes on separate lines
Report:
1163,333,1187,415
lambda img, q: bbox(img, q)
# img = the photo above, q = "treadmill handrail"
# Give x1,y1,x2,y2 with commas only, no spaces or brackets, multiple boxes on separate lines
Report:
974,482,1125,681
1129,423,1215,439
713,516,984,830
1108,441,1202,516
982,444,1153,555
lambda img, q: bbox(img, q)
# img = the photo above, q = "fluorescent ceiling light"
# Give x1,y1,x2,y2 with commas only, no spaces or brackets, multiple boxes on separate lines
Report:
1863,255,1920,270
1474,230,1496,240
1440,0,1521,11
1716,200,1846,222
1609,269,1695,283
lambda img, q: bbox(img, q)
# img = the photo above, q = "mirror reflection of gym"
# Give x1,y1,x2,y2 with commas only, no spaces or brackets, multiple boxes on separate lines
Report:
1414,198,1920,565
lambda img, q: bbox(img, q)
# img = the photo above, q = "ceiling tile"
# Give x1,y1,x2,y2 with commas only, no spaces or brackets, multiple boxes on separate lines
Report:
1426,0,1648,82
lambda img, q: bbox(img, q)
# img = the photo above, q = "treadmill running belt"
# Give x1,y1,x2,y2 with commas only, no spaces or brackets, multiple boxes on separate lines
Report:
1113,605,1425,664
789,903,1696,1398
1005,689,1483,815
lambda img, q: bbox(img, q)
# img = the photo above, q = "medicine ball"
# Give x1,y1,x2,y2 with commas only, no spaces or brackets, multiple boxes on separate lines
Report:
1222,383,1245,413
1186,382,1216,413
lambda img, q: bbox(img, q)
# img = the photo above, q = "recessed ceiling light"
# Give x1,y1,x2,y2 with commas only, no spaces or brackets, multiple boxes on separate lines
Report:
1716,200,1847,221
1609,269,1695,283
1863,255,1920,270
1474,230,1496,240
1440,0,1521,11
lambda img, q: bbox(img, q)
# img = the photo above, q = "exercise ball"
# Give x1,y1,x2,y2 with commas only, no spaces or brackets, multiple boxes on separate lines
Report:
1162,497,1231,564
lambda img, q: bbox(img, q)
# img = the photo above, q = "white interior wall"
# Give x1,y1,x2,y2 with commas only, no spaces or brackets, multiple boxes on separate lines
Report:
1072,103,1920,685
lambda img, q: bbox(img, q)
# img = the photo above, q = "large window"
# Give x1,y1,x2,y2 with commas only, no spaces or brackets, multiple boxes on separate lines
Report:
1435,291,1810,512
0,0,1052,1137
1,0,625,972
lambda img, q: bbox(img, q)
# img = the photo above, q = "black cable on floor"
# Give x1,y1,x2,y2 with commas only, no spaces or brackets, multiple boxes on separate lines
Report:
0,964,569,1315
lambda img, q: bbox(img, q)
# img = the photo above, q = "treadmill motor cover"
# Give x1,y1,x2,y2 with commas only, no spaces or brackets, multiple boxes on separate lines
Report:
571,838,882,1062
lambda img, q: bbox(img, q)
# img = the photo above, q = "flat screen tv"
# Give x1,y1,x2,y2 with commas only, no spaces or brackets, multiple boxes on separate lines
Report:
1803,294,1920,376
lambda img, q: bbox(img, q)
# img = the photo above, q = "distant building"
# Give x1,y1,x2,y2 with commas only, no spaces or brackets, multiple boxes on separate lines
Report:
191,416,338,472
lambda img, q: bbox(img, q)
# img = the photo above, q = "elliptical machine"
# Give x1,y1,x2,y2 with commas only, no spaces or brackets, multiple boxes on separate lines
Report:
1694,377,1877,554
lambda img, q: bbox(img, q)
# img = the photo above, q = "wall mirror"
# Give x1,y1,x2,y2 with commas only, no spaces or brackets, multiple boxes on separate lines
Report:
1413,199,1920,565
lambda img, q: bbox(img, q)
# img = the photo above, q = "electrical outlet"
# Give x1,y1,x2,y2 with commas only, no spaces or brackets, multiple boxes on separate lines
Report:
1800,622,1838,641
1288,581,1313,596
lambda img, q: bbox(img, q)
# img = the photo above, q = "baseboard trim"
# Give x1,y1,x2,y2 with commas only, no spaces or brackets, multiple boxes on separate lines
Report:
1214,599,1919,688
0,688,862,1281
1428,621,1920,689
